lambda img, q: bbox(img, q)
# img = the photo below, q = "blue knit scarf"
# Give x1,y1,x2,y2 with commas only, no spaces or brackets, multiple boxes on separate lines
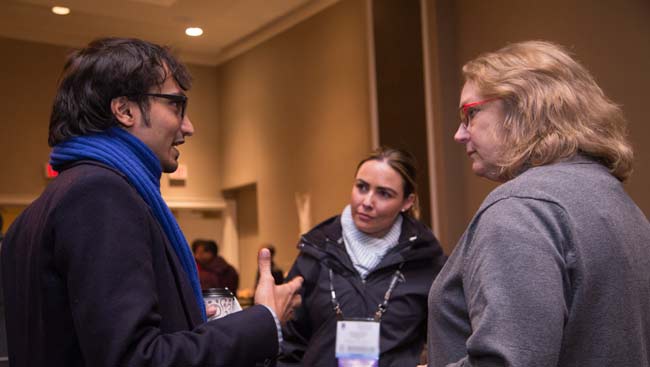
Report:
50,127,207,321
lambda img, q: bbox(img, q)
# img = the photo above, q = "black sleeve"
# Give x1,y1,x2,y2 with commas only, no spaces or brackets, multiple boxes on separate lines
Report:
277,252,319,366
56,172,279,366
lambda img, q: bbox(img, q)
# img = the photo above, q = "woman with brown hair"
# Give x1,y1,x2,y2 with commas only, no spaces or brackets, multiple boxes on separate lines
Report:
279,147,446,367
426,41,650,366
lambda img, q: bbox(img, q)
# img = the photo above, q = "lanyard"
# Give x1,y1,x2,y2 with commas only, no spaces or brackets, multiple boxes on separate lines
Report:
328,263,405,322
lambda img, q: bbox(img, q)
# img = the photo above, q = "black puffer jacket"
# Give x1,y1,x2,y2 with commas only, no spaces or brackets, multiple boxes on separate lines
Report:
278,214,446,367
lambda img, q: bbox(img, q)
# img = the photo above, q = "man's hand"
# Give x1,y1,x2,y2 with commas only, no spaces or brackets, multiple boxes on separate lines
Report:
254,248,303,324
206,305,217,318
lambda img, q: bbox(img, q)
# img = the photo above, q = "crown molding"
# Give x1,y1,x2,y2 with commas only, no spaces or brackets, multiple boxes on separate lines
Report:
212,0,341,66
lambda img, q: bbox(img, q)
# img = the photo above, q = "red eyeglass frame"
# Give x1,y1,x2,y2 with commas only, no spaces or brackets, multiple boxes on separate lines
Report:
459,98,498,128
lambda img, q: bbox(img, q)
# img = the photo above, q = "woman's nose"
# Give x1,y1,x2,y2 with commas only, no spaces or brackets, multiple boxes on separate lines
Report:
454,124,469,143
362,192,373,207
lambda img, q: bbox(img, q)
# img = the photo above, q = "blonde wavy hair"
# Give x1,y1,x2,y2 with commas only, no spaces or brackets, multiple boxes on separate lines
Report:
462,40,633,181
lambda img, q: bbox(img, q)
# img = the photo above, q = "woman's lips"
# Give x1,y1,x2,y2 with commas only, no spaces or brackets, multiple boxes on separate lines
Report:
357,213,373,222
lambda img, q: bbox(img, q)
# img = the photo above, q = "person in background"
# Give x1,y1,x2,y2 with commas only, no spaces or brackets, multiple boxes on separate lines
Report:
278,147,446,367
192,238,240,293
1,37,302,367
426,41,650,366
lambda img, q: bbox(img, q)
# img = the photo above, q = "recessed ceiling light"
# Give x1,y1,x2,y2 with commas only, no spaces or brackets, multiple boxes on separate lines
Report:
52,6,71,15
185,27,203,37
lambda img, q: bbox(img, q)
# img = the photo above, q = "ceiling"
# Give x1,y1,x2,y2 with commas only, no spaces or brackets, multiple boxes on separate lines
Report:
0,0,340,65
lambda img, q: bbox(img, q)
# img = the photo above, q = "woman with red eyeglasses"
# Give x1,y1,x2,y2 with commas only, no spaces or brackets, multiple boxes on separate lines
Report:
424,41,650,366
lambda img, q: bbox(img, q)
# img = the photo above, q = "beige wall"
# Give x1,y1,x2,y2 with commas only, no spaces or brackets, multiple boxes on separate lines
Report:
426,0,650,251
163,64,222,202
372,0,434,227
0,38,67,203
217,0,372,286
425,0,466,253
228,184,260,292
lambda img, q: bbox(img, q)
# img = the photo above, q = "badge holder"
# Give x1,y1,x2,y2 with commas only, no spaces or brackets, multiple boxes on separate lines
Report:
328,265,405,367
335,317,380,367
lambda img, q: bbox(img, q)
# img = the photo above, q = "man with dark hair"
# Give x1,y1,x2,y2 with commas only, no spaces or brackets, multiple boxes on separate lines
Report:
1,37,302,367
192,239,239,293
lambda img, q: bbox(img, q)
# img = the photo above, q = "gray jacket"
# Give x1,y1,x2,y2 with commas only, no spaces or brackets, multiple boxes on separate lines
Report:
428,156,650,366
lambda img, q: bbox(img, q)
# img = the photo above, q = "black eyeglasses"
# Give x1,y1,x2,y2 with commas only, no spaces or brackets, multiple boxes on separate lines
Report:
140,93,188,119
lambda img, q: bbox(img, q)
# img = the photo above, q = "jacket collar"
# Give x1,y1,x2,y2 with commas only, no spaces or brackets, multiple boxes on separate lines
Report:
299,214,440,275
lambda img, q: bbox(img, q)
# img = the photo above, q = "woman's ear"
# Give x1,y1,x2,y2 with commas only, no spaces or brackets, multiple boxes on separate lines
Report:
111,97,135,127
401,193,416,212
